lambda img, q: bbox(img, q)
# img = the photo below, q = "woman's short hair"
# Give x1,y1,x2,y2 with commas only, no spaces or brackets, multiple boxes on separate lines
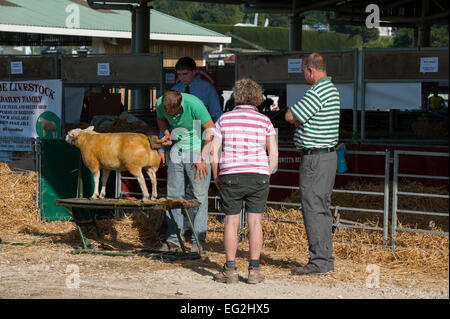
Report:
233,78,263,107
162,90,182,115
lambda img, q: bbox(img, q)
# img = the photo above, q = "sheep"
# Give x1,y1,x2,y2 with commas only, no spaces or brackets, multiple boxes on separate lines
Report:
65,126,167,201
38,118,57,138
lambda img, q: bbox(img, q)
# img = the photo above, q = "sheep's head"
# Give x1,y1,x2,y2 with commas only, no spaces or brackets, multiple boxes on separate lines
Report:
65,126,95,145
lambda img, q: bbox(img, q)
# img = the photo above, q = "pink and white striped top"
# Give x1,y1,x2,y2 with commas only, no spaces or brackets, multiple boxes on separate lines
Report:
212,105,276,176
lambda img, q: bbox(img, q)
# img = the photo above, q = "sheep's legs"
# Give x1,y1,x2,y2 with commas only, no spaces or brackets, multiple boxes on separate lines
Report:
91,170,100,199
134,170,150,201
99,169,111,199
146,168,158,200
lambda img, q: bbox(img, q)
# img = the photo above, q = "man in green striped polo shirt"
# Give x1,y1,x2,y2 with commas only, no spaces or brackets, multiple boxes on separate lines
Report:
285,53,340,275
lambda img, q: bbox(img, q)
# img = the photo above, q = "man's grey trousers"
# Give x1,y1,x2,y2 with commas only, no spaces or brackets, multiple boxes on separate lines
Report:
299,151,337,273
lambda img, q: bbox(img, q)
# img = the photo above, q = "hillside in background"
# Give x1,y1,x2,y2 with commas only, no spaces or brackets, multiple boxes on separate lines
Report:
152,0,325,27
153,0,448,50
200,24,363,51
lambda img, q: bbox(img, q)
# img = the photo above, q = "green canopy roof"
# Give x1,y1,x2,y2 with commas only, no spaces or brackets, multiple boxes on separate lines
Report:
0,0,230,43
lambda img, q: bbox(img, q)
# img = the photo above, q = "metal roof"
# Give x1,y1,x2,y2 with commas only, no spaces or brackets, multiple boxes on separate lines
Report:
0,0,231,43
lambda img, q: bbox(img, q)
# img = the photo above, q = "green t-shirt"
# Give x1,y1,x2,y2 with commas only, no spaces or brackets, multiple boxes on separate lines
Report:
156,93,211,151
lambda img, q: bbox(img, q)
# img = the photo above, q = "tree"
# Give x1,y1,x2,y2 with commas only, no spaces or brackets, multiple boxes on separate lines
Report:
431,25,449,47
152,0,244,25
392,28,413,48
391,26,448,48
301,10,327,26
361,27,379,43
330,25,379,43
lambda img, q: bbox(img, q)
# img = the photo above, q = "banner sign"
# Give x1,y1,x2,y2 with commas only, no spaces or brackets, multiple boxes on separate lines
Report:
0,79,62,141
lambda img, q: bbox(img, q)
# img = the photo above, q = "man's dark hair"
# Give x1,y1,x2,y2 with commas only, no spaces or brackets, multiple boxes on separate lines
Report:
303,53,327,71
175,57,197,71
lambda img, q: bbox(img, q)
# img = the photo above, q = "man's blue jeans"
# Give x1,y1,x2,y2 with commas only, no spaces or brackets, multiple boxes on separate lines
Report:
165,148,210,246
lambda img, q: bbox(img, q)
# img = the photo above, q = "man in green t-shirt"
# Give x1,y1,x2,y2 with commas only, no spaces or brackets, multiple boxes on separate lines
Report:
156,90,214,253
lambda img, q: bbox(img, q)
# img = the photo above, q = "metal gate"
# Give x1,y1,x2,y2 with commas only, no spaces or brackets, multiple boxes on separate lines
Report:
391,150,449,249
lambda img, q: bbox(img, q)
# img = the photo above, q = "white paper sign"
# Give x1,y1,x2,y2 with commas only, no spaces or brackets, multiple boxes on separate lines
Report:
288,58,303,73
97,63,110,76
10,61,23,75
420,57,438,73
0,79,62,141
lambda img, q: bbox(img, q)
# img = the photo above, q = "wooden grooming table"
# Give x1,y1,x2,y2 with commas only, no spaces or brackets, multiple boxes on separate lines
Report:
55,197,202,260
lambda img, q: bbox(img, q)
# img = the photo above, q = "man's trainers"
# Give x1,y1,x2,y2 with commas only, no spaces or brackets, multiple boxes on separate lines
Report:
158,241,180,252
214,264,239,283
247,266,264,284
190,244,203,255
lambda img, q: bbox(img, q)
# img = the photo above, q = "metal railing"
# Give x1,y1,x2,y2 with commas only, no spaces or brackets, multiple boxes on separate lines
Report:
261,148,391,246
115,149,391,242
113,147,449,250
391,150,449,249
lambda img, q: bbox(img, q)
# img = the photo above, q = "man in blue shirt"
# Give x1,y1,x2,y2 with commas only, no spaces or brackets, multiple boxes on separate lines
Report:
171,57,223,123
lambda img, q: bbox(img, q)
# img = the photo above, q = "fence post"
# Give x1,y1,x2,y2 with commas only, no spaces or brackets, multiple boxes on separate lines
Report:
34,138,41,221
383,149,390,246
115,171,122,217
391,151,399,249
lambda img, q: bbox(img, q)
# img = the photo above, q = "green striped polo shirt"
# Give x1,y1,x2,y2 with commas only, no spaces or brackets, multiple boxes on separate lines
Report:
289,76,340,149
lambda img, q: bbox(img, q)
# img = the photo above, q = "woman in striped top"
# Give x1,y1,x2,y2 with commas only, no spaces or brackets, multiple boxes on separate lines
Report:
210,78,278,284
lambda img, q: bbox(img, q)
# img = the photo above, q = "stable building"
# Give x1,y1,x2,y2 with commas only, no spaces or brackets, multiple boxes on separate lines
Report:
0,0,231,67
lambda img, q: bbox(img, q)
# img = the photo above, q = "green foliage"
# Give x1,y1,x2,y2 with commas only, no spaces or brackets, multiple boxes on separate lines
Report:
152,1,448,50
303,31,362,50
330,25,379,43
152,0,244,24
363,36,394,49
392,28,414,48
391,26,448,48
301,11,327,26
362,28,379,43
152,1,326,28
200,24,288,50
200,24,362,51
431,25,449,47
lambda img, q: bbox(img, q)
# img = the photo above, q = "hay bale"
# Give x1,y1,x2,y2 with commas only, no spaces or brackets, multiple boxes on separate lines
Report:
0,162,40,233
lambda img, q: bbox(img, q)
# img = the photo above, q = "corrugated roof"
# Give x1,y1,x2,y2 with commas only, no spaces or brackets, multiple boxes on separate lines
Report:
0,0,231,43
